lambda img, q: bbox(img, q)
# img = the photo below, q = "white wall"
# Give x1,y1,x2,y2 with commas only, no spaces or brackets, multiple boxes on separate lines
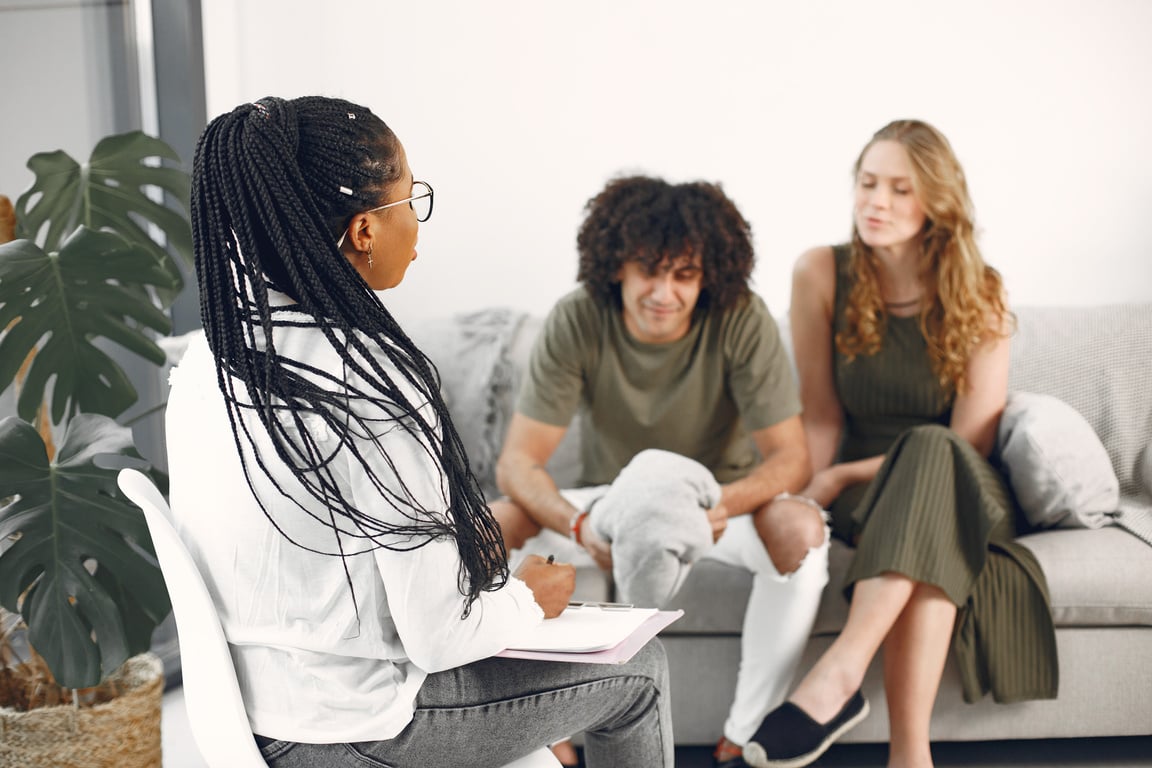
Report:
200,0,1152,325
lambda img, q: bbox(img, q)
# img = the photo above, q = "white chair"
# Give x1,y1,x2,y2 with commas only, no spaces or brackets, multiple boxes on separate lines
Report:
502,749,564,767
119,468,268,768
118,468,561,768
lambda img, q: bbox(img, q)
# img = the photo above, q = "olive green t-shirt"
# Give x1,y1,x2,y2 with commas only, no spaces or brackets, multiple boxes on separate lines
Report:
517,288,800,486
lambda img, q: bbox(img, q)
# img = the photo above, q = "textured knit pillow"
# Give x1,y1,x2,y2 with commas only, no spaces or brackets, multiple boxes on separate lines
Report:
998,391,1119,529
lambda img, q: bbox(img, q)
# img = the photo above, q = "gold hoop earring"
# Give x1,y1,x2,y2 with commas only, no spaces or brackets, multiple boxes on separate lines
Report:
367,243,374,269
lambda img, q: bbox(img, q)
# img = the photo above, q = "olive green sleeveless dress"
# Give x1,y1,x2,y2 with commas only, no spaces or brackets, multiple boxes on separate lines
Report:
827,245,1057,703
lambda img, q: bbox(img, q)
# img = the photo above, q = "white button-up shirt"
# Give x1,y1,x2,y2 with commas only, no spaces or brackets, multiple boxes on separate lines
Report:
165,308,541,743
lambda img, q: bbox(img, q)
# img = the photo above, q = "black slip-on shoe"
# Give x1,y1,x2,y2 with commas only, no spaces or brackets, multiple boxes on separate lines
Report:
742,690,870,768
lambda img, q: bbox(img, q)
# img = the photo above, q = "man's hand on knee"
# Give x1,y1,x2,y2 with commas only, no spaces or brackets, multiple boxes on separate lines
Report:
706,503,730,543
578,520,614,571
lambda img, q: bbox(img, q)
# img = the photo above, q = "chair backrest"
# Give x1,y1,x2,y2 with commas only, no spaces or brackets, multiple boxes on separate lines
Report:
118,468,268,768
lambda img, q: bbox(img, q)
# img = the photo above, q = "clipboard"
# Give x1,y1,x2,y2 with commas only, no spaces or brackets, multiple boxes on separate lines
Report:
496,607,683,665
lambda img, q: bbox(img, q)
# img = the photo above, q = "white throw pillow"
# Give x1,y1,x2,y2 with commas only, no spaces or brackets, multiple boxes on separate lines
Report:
997,391,1119,529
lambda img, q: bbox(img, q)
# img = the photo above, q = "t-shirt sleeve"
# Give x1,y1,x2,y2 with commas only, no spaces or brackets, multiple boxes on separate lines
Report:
725,295,801,431
516,291,599,427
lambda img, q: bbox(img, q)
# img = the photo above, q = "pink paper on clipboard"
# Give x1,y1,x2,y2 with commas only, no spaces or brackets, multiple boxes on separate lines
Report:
496,609,683,665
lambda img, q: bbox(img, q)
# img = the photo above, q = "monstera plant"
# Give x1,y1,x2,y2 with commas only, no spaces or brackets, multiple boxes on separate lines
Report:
0,131,189,699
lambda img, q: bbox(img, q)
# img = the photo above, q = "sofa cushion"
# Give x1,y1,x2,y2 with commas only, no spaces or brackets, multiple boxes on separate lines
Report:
1017,528,1152,626
998,391,1120,529
1009,304,1152,504
659,528,1152,637
664,559,752,633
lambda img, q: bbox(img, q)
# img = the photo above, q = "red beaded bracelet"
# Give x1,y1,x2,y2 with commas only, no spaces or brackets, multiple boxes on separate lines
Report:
570,509,590,545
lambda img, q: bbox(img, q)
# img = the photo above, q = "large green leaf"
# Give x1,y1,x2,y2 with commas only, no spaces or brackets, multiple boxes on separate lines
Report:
14,130,191,306
0,415,171,689
0,228,180,425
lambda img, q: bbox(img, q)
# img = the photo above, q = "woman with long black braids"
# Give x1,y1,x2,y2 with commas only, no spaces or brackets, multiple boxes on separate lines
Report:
165,96,673,767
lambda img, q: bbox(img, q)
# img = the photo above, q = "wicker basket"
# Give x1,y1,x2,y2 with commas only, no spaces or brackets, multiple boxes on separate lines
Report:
0,653,163,768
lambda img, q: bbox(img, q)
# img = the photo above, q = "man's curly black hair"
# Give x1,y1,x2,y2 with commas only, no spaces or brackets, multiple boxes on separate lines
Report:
576,175,755,313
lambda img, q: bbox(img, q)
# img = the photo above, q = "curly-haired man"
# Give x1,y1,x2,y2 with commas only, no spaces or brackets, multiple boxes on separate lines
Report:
491,175,831,767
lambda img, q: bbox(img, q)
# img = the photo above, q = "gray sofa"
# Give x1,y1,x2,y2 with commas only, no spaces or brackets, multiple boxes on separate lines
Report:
411,302,1152,746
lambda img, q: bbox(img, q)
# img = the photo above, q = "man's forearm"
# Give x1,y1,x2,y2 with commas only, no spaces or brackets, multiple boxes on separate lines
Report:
720,449,811,517
497,459,581,535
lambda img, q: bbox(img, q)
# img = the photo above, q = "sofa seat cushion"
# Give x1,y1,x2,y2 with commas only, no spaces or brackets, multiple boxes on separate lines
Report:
663,559,754,633
659,529,1152,637
1016,527,1152,626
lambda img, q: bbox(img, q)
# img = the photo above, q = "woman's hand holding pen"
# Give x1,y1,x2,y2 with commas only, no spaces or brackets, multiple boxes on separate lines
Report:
514,554,575,618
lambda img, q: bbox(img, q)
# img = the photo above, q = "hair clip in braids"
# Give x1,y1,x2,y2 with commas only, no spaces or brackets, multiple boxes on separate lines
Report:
339,186,354,196
250,101,269,118
347,112,356,120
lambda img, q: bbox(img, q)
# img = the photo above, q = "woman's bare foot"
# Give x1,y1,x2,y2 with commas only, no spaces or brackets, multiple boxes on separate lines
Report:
788,658,862,723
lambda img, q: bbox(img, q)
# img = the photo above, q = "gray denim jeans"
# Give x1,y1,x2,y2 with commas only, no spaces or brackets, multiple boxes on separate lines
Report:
255,638,672,768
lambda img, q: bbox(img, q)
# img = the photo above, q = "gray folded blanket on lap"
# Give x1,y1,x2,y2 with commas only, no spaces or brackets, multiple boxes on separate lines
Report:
589,449,721,608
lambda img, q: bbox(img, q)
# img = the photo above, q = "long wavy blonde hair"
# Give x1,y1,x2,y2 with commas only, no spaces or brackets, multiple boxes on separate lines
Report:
837,119,1012,394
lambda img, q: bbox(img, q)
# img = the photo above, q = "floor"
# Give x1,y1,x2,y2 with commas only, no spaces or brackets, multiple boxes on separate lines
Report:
162,686,1152,767
672,740,1152,767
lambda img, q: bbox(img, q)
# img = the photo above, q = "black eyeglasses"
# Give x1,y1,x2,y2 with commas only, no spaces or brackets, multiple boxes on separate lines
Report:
336,180,434,247
365,180,433,223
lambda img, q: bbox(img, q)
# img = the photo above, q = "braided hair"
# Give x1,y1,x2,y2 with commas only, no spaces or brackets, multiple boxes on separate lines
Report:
190,96,507,614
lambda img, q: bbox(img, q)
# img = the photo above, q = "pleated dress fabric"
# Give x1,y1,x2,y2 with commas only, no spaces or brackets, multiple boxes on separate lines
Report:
827,245,1058,703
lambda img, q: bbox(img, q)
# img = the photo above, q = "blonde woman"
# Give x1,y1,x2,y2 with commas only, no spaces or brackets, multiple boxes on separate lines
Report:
744,120,1056,768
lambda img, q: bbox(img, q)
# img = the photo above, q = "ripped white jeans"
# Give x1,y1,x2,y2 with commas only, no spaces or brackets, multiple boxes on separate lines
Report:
513,486,831,746
703,513,830,743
